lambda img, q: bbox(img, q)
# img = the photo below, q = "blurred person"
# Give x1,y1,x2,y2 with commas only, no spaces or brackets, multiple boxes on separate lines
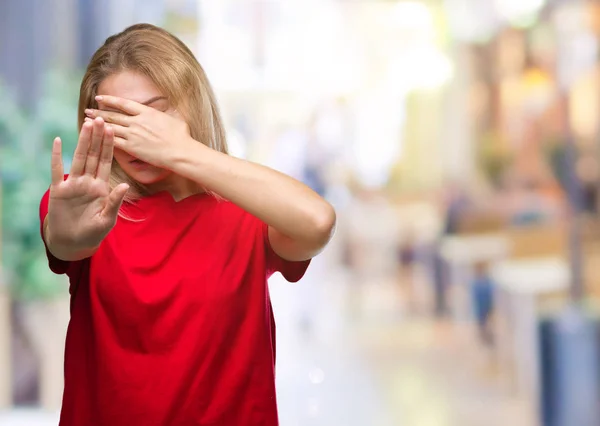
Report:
303,162,327,197
442,182,470,235
396,231,419,314
470,261,495,346
430,183,471,318
40,24,335,426
431,244,449,318
398,233,416,273
577,154,599,215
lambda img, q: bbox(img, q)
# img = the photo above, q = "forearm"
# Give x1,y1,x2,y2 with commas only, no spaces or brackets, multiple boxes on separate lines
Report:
43,217,99,262
172,142,336,245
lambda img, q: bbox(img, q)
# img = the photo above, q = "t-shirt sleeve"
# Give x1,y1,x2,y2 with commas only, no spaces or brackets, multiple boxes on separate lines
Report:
262,222,311,283
39,186,72,275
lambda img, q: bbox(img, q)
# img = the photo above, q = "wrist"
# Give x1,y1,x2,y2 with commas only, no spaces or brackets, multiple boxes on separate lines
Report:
45,219,100,261
169,138,212,176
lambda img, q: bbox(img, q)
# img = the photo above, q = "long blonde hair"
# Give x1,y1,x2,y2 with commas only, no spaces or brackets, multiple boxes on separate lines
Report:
78,23,228,203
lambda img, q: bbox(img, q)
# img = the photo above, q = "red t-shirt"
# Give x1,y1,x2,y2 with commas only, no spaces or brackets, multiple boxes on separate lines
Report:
39,183,310,426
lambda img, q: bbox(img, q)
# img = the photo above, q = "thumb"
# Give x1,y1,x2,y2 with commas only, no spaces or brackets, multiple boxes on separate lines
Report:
102,183,130,220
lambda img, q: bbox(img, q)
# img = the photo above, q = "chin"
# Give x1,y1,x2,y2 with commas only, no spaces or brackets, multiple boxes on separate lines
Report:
121,164,171,186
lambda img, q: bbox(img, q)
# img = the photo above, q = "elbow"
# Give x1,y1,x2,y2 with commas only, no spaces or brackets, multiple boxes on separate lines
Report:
270,202,336,261
310,202,337,247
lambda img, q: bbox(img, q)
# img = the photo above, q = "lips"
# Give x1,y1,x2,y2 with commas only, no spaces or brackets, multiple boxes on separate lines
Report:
129,158,150,168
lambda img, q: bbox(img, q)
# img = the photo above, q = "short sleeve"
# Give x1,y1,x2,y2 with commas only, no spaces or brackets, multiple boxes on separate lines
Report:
40,183,71,275
262,222,311,283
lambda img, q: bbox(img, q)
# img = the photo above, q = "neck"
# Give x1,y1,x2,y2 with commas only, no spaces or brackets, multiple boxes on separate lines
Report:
148,175,204,201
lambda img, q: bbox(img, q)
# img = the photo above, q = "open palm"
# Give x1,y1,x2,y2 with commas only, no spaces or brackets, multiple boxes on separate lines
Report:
47,117,129,249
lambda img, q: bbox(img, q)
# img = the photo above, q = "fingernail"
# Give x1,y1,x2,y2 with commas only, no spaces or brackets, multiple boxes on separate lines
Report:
85,109,93,115
95,96,103,101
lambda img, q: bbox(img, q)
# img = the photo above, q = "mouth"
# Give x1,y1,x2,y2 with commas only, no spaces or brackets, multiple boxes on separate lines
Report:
129,158,150,168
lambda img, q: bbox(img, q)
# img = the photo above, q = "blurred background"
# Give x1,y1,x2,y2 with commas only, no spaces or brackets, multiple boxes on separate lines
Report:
2,0,600,425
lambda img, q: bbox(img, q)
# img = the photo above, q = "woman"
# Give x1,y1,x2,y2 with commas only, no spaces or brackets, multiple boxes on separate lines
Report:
40,24,335,426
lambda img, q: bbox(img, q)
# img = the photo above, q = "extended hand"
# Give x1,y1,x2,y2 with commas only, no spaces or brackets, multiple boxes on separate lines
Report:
47,118,129,251
85,95,193,169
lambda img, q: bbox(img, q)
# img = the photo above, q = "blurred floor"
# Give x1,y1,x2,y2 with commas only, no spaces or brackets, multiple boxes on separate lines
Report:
270,261,533,426
0,261,533,426
0,408,59,426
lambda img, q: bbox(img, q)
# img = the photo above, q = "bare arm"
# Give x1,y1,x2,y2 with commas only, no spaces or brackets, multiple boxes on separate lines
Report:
84,96,335,262
171,142,336,261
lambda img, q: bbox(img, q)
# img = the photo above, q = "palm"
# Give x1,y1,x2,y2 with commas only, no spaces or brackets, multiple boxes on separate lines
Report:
51,177,110,232
47,118,129,248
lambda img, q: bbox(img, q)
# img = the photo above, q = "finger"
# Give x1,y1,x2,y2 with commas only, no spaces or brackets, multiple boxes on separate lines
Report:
85,109,131,126
102,183,130,220
95,95,143,115
114,136,127,150
84,117,105,176
70,122,93,176
51,137,64,186
107,123,128,139
97,125,115,182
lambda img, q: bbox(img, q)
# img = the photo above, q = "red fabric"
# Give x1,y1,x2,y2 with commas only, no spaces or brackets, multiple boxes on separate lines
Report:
40,180,310,426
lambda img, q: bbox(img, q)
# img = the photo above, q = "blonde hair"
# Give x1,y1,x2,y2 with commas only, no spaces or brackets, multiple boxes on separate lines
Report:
78,23,228,203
